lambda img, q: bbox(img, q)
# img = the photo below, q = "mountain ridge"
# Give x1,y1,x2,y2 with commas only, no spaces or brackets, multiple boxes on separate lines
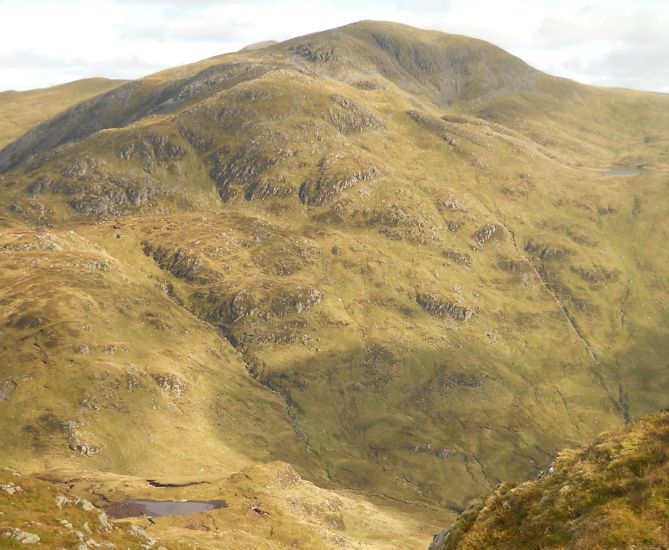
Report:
0,20,668,549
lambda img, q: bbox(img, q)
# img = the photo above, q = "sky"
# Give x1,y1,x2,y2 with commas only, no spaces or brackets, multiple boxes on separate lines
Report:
0,0,667,93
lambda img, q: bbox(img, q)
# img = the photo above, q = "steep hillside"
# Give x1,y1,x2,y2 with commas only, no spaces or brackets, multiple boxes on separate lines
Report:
0,20,668,548
0,78,126,149
430,410,669,550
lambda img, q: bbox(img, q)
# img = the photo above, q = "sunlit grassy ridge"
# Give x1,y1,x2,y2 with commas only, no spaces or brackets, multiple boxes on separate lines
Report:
0,20,668,548
431,410,669,549
0,78,126,150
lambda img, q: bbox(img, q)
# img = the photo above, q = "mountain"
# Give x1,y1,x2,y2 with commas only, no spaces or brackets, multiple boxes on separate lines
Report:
0,77,127,150
430,410,669,549
0,20,668,548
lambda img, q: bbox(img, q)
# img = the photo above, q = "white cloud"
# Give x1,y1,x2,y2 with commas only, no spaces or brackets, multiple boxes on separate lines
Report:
0,0,666,93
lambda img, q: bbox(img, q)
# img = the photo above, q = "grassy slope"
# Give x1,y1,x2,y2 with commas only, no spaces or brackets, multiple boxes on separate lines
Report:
0,78,126,149
432,410,669,550
0,20,668,548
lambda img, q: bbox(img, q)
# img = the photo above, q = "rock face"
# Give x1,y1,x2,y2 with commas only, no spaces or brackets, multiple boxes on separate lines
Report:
299,153,379,206
206,285,323,325
27,166,169,218
152,373,187,396
61,421,100,457
443,250,471,265
474,223,503,245
289,42,336,63
117,134,186,174
416,293,472,321
328,95,383,133
143,244,204,283
210,147,292,202
0,482,23,495
3,528,40,544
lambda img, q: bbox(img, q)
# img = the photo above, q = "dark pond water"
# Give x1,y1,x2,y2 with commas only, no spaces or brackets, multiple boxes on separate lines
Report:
107,499,227,519
605,166,641,176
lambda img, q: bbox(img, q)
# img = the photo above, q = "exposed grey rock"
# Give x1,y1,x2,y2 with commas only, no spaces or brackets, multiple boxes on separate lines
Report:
125,368,144,392
62,157,103,178
62,421,100,456
444,250,471,264
75,497,96,512
142,244,204,283
497,256,531,273
474,223,503,245
26,158,168,219
178,126,213,153
441,373,487,390
97,511,111,532
128,525,156,546
328,95,383,133
152,373,186,397
273,287,322,316
416,292,472,321
440,199,468,212
0,482,23,494
209,148,287,202
429,526,453,550
117,134,186,174
407,443,465,460
524,241,572,261
230,289,258,323
0,380,17,402
537,460,555,479
289,42,336,63
300,153,379,206
3,528,40,544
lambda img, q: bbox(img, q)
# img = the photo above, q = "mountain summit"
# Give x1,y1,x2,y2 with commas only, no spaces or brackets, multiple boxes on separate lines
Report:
0,20,668,549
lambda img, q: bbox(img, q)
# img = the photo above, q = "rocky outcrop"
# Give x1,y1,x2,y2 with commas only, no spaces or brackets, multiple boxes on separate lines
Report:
406,110,458,145
117,133,186,173
152,373,187,397
178,126,214,153
2,528,40,544
209,147,295,202
571,265,619,286
142,244,205,283
28,170,168,218
444,250,471,265
524,241,572,261
61,420,100,457
474,223,503,245
289,43,336,63
496,255,531,273
416,292,472,321
0,380,17,402
226,286,322,323
328,95,383,133
439,198,469,212
300,153,379,206
0,482,23,494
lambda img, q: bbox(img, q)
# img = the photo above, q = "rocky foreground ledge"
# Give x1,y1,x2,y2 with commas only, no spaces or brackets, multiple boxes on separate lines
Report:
430,410,669,549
